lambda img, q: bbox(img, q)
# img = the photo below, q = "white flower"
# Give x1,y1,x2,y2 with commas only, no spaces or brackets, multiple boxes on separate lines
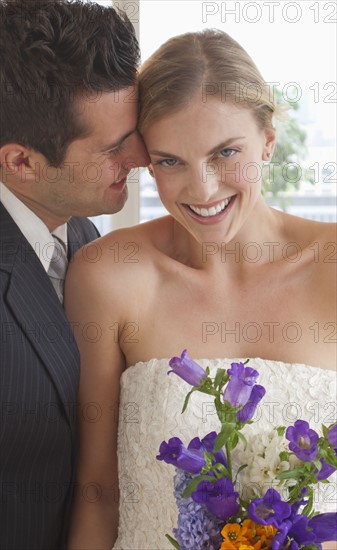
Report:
235,429,301,500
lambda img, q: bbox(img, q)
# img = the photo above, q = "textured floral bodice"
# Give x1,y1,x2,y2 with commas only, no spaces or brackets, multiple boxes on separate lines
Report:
112,358,337,550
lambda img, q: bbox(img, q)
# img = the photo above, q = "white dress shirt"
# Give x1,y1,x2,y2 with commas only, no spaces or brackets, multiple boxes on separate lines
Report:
0,181,68,272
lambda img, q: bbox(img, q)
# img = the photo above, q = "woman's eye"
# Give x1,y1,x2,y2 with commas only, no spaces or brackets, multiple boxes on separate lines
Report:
217,148,237,158
158,158,178,167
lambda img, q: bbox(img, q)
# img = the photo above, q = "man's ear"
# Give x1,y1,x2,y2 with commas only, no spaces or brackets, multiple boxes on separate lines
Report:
0,144,39,181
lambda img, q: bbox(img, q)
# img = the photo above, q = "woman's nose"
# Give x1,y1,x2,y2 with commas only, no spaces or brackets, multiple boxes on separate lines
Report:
188,162,221,203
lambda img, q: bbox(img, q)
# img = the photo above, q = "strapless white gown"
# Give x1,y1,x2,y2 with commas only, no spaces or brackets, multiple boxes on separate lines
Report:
112,358,337,550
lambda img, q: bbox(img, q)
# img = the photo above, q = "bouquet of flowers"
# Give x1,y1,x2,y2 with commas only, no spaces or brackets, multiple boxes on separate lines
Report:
157,350,337,550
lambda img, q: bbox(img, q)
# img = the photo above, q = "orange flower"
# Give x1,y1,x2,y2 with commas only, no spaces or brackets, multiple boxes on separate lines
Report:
221,523,250,549
221,521,277,550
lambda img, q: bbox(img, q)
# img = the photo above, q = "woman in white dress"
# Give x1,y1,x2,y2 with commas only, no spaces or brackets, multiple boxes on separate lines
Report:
66,30,336,549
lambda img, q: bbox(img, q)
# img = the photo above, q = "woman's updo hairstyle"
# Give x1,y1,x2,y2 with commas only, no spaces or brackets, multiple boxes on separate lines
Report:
138,29,279,132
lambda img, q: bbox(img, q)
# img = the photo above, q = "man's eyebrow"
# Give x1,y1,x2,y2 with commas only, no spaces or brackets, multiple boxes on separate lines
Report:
150,137,246,158
100,129,136,152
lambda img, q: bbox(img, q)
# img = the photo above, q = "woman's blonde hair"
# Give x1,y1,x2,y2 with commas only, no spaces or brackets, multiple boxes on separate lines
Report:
139,29,279,132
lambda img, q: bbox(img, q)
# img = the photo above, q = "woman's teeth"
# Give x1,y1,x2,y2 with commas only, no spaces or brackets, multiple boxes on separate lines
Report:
188,197,232,217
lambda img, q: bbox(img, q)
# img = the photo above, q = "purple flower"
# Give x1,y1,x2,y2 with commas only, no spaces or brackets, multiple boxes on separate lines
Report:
286,419,319,462
157,437,206,474
192,478,239,520
271,520,292,550
223,362,259,408
236,384,266,422
328,424,337,450
270,502,336,549
309,513,337,542
173,469,223,550
188,432,227,468
287,515,318,545
168,350,206,386
314,458,336,481
248,488,291,528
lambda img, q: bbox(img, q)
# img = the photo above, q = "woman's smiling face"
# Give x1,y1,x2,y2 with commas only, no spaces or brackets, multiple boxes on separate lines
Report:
142,95,275,245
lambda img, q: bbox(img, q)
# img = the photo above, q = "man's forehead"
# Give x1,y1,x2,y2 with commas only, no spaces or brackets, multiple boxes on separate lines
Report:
73,87,138,147
76,86,138,116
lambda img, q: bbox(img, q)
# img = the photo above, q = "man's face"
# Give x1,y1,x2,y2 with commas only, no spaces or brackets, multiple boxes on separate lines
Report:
15,86,150,224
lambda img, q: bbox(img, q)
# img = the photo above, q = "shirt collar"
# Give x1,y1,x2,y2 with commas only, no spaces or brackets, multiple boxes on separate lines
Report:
0,181,68,272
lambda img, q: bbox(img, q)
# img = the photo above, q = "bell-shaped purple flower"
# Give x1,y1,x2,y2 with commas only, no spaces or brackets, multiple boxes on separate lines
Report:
286,420,319,462
314,458,336,481
308,513,337,542
223,362,259,408
156,437,206,474
328,424,337,451
168,349,206,387
271,520,292,550
188,432,227,468
192,477,239,520
248,488,291,528
236,384,266,422
287,515,318,545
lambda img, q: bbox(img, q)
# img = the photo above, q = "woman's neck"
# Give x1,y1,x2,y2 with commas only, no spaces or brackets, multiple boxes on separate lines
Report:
169,198,286,274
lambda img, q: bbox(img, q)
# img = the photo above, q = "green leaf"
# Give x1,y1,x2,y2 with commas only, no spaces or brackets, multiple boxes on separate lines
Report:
212,463,230,478
181,388,198,413
230,432,239,450
324,451,337,469
201,451,215,473
313,459,322,471
237,431,248,451
322,424,329,438
277,426,286,437
165,534,180,549
214,424,236,452
235,464,248,481
279,451,289,462
302,489,314,517
214,368,227,390
277,468,305,480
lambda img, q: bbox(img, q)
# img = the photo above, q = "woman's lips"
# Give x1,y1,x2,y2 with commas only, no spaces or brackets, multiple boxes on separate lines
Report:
182,195,236,224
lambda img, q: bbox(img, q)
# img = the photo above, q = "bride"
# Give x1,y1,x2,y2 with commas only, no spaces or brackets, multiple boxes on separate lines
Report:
66,30,336,549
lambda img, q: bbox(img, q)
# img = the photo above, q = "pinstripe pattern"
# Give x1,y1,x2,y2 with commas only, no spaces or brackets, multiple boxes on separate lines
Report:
0,204,99,549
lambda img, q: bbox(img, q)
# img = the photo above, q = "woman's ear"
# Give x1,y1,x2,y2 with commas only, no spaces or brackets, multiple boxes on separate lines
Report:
263,128,276,160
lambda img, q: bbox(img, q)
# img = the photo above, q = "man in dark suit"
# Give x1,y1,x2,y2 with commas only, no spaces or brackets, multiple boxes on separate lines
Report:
0,1,149,548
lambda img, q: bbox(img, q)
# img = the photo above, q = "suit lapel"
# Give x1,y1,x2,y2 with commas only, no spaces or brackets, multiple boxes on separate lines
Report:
1,207,79,429
67,218,87,259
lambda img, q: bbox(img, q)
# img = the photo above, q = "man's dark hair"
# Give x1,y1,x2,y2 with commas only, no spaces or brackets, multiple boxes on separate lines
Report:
0,0,140,166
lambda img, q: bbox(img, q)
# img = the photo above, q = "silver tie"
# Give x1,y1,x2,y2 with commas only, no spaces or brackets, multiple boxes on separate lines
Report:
47,235,68,303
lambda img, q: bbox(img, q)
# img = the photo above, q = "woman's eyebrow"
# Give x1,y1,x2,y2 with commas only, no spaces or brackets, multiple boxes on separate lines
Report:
149,137,246,158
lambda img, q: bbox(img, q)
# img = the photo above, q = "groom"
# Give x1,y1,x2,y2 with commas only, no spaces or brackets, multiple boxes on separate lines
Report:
0,1,149,548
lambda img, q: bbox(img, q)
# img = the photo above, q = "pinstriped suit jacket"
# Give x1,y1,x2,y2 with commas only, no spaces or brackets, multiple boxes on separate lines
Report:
0,203,100,549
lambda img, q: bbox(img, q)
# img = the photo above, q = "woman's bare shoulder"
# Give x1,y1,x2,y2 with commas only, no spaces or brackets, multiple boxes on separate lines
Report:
279,210,336,249
65,216,172,301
